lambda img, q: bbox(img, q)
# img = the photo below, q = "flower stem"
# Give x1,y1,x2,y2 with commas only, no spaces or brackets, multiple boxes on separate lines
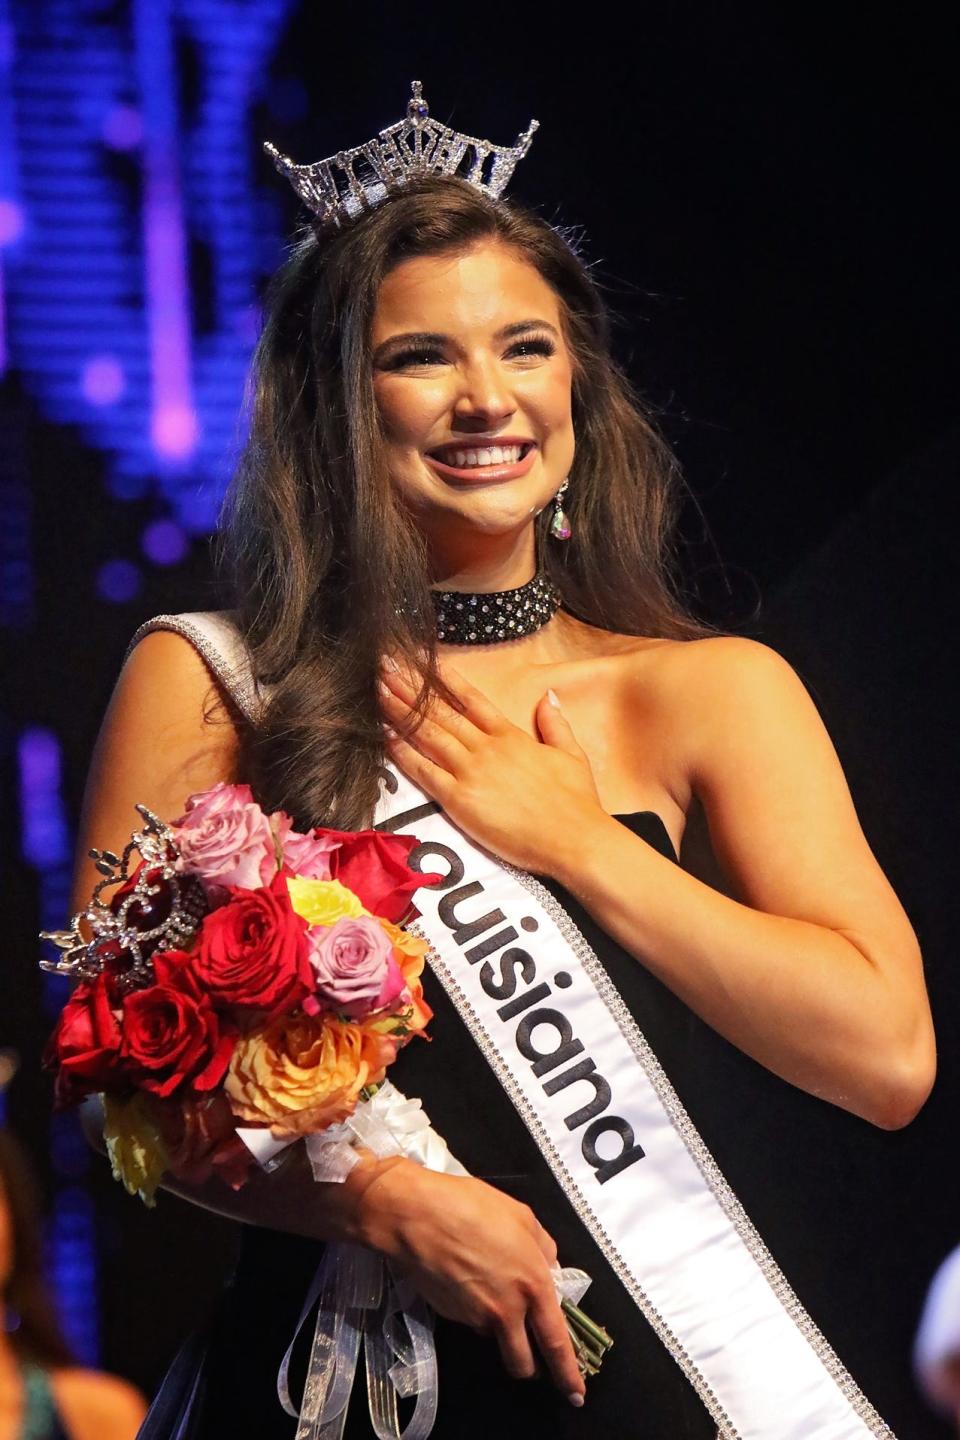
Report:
561,1298,613,1378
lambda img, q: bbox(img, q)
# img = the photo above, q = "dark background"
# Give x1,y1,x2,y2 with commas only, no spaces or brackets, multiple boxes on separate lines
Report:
1,5,957,1436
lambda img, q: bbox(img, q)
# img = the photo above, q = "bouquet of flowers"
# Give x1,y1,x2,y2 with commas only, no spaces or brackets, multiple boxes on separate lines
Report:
40,781,612,1416
40,782,437,1205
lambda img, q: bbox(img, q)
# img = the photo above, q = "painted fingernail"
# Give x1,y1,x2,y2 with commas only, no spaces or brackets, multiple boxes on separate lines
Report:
567,1391,584,1408
547,687,561,708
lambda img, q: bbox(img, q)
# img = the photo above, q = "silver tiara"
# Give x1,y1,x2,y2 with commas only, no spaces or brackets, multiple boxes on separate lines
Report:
39,805,206,992
264,81,538,229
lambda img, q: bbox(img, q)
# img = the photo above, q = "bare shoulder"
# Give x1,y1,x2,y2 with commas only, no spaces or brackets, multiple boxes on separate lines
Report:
603,633,819,831
637,632,795,690
71,625,242,911
601,632,795,732
95,624,243,792
121,624,233,701
633,635,812,762
49,1367,147,1440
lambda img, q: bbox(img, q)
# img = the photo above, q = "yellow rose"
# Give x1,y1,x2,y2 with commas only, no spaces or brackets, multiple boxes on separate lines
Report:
225,1013,392,1138
102,1092,170,1208
286,877,366,928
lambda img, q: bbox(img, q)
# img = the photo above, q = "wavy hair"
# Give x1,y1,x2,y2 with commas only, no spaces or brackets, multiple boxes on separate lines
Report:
220,175,711,830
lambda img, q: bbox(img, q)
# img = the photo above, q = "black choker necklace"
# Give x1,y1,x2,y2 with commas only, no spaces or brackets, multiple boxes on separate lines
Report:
431,572,560,644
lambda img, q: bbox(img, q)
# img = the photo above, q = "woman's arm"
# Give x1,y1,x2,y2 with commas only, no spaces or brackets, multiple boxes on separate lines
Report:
553,637,935,1129
70,632,585,1402
379,637,935,1131
80,1088,582,1399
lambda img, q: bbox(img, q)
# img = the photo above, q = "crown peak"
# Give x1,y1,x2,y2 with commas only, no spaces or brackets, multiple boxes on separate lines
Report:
265,78,538,229
407,80,429,126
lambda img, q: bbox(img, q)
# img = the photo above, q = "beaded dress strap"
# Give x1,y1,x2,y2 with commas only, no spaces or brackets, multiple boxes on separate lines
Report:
125,611,263,723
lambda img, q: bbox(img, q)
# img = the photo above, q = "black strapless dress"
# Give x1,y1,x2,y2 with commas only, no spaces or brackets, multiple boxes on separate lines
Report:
139,812,899,1438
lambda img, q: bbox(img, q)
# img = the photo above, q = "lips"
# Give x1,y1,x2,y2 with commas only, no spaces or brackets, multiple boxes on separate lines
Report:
424,440,539,483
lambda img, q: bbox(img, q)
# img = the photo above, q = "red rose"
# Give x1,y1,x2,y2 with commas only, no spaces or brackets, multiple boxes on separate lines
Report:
321,829,442,922
192,871,312,1017
120,951,235,1098
149,1091,255,1191
43,973,125,1107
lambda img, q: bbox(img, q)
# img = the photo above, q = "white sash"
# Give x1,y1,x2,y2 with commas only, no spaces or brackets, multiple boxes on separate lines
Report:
374,763,894,1440
139,613,894,1439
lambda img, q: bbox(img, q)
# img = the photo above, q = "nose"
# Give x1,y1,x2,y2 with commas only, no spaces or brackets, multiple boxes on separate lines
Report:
452,354,516,428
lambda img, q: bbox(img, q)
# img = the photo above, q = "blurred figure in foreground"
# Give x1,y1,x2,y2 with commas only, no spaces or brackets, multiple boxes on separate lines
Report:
916,1245,960,1433
0,1127,146,1440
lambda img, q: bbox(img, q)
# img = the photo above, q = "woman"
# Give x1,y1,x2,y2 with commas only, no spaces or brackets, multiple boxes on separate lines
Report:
0,1129,146,1440
72,97,934,1437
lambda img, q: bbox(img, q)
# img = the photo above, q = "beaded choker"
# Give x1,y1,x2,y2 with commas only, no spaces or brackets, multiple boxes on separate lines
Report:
431,572,560,644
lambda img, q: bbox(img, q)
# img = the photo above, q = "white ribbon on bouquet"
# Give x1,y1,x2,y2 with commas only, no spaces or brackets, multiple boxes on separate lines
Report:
264,1082,591,1440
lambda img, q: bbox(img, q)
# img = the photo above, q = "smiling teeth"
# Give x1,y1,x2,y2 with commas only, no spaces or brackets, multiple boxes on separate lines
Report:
441,445,524,468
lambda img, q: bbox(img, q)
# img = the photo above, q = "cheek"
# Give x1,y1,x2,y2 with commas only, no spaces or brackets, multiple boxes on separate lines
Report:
374,380,449,446
531,363,575,433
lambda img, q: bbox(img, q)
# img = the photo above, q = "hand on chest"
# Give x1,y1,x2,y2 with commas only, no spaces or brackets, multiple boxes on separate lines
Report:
434,650,667,817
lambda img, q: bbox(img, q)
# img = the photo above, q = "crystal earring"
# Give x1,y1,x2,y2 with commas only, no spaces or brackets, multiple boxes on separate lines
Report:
549,478,572,540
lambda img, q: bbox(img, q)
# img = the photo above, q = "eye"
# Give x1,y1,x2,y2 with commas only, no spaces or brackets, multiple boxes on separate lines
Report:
378,333,557,371
381,346,446,370
505,335,556,361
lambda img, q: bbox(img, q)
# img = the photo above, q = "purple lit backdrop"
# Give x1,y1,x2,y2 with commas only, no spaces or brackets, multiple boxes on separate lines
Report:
1,0,297,1367
0,6,956,1433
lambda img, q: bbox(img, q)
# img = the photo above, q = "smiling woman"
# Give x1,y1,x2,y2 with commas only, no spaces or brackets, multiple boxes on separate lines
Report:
370,248,574,548
70,92,932,1440
214,171,704,838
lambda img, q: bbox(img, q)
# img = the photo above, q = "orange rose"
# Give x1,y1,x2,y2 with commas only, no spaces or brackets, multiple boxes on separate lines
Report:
224,1012,397,1138
377,919,433,1036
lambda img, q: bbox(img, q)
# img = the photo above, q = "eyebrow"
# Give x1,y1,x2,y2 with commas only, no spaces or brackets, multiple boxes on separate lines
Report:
372,318,560,364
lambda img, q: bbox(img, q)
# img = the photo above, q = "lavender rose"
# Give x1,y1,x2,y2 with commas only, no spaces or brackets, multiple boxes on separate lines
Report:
171,782,277,896
308,915,408,1018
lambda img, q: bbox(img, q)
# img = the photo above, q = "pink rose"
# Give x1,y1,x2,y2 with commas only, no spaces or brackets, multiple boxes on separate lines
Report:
274,816,340,881
309,916,408,1018
171,782,277,896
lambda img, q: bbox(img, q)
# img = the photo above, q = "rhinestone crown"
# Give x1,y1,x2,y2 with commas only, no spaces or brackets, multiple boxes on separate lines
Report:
39,805,206,992
264,81,538,229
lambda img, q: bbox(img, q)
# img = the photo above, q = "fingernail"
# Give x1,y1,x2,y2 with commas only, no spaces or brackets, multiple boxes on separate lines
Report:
381,655,400,673
547,688,561,708
567,1391,584,1408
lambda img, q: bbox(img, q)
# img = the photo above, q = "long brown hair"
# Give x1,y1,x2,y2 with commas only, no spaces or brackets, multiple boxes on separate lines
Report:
220,175,712,830
0,1129,74,1369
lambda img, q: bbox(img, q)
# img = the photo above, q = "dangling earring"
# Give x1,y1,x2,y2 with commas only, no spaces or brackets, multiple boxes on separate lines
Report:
549,477,572,540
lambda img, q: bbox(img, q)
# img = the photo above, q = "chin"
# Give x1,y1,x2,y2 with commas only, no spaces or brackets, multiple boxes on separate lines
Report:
404,485,552,535
455,499,548,534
